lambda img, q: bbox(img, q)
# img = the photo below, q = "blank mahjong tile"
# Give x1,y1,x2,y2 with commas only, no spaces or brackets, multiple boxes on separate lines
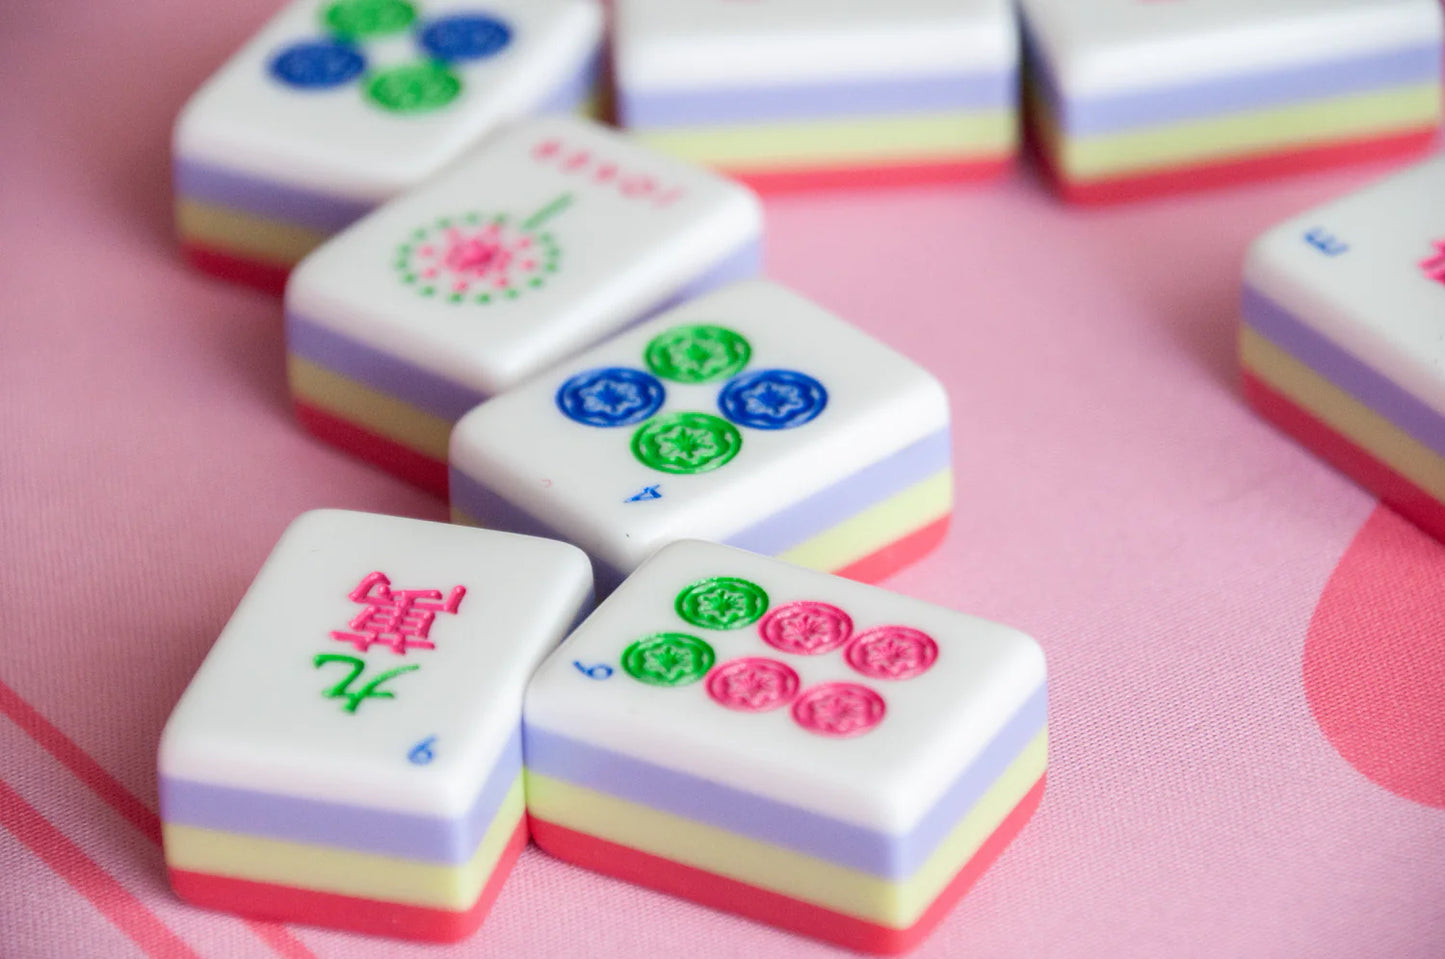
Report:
449,280,951,590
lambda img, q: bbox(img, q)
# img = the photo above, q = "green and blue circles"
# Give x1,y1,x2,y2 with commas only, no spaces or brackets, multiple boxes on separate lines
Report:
719,369,827,430
644,325,752,385
323,0,416,39
269,40,366,88
365,61,462,113
675,577,769,631
631,412,742,475
557,368,666,428
621,633,716,687
419,14,512,62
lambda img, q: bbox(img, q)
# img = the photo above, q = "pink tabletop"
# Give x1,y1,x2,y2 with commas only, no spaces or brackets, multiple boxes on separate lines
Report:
3,3,1444,957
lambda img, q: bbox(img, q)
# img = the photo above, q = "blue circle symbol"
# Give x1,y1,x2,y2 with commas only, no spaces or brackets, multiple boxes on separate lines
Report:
418,14,513,62
269,40,367,89
718,369,828,430
557,368,666,428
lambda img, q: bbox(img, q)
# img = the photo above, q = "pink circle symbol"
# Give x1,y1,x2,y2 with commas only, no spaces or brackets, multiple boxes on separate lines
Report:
791,682,886,738
845,626,938,680
757,601,853,656
706,657,800,712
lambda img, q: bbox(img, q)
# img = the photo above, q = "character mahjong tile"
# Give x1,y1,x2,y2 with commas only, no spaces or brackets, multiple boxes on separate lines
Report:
174,0,604,291
286,115,763,495
157,510,592,941
523,540,1047,954
448,279,952,593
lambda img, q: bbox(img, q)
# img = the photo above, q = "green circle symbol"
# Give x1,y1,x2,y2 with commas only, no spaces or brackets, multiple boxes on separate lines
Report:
675,577,769,631
644,325,752,384
366,61,461,113
323,0,416,39
631,412,742,475
621,633,716,687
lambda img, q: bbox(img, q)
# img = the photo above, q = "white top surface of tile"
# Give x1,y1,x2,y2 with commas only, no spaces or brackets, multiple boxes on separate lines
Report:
158,510,592,817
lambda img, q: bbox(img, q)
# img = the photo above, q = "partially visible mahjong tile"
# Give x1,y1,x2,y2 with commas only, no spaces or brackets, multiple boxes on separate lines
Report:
449,279,951,594
157,510,592,941
286,115,763,495
174,0,603,292
613,0,1019,191
1020,0,1443,203
1240,156,1445,542
523,539,1047,955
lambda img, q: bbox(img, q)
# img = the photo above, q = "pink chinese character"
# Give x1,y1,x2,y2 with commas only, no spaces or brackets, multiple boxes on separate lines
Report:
330,571,466,655
1421,241,1445,286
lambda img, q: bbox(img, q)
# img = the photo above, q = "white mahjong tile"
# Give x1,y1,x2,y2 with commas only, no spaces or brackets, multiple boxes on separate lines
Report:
1244,156,1445,413
158,510,592,816
615,0,1016,89
287,115,763,395
448,279,949,578
524,540,1046,830
176,0,602,201
1021,0,1441,97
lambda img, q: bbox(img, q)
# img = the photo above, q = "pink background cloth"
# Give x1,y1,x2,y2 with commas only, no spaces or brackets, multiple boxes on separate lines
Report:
2,2,1443,956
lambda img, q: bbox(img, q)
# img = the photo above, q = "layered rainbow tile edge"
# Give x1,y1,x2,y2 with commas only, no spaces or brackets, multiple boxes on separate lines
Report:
1025,23,1443,202
617,69,1019,191
286,236,763,496
522,685,1046,954
159,728,526,941
174,54,603,294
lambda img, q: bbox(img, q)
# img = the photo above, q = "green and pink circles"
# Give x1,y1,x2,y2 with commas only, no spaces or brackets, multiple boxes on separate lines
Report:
631,412,742,475
645,325,752,384
621,633,716,687
758,601,854,656
791,682,886,737
675,577,769,630
707,657,799,712
845,626,938,680
395,213,560,303
322,0,416,40
366,61,461,113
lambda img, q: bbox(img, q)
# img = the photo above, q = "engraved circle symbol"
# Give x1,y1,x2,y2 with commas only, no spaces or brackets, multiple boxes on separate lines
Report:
366,61,462,113
845,626,939,680
718,369,828,430
791,682,886,738
757,601,853,655
675,577,769,630
645,325,753,385
707,658,800,712
621,633,716,687
323,0,417,39
269,41,367,88
556,368,666,428
395,213,560,303
419,13,513,61
631,412,742,474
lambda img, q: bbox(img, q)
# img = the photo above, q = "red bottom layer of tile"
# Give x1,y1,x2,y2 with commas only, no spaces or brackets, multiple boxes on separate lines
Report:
732,157,1012,194
1037,127,1437,205
1242,370,1445,543
168,819,526,943
834,514,951,584
180,243,292,296
293,400,449,497
530,775,1045,956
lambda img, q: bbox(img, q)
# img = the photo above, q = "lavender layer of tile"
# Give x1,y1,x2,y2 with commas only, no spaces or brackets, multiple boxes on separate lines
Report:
1023,19,1441,137
524,684,1046,878
159,726,523,864
285,237,763,423
618,69,1018,128
1242,283,1445,457
172,47,604,233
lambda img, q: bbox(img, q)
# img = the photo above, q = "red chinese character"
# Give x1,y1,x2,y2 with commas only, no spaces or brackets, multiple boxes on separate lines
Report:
330,571,466,655
1421,241,1445,286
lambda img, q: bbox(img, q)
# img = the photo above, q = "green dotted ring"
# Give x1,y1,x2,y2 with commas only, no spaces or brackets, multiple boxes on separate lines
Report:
621,633,716,687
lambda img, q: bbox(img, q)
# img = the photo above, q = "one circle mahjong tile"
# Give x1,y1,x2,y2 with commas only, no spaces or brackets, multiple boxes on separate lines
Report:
522,540,1048,954
450,279,953,593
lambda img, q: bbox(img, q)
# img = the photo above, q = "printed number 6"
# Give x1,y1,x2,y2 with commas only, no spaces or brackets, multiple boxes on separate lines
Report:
408,736,437,765
573,661,614,680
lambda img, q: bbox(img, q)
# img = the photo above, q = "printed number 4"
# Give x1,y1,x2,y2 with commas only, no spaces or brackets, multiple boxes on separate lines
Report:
314,654,419,713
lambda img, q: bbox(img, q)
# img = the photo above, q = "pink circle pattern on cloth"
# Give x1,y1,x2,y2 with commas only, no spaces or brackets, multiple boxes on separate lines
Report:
845,625,939,680
791,682,887,737
706,657,801,712
756,601,854,655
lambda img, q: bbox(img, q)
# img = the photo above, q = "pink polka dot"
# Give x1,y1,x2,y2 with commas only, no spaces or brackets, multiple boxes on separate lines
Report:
706,657,799,712
758,601,852,655
1305,506,1445,808
791,682,885,738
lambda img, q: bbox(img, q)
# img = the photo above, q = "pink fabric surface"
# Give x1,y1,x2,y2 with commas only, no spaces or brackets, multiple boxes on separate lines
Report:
3,2,1444,956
